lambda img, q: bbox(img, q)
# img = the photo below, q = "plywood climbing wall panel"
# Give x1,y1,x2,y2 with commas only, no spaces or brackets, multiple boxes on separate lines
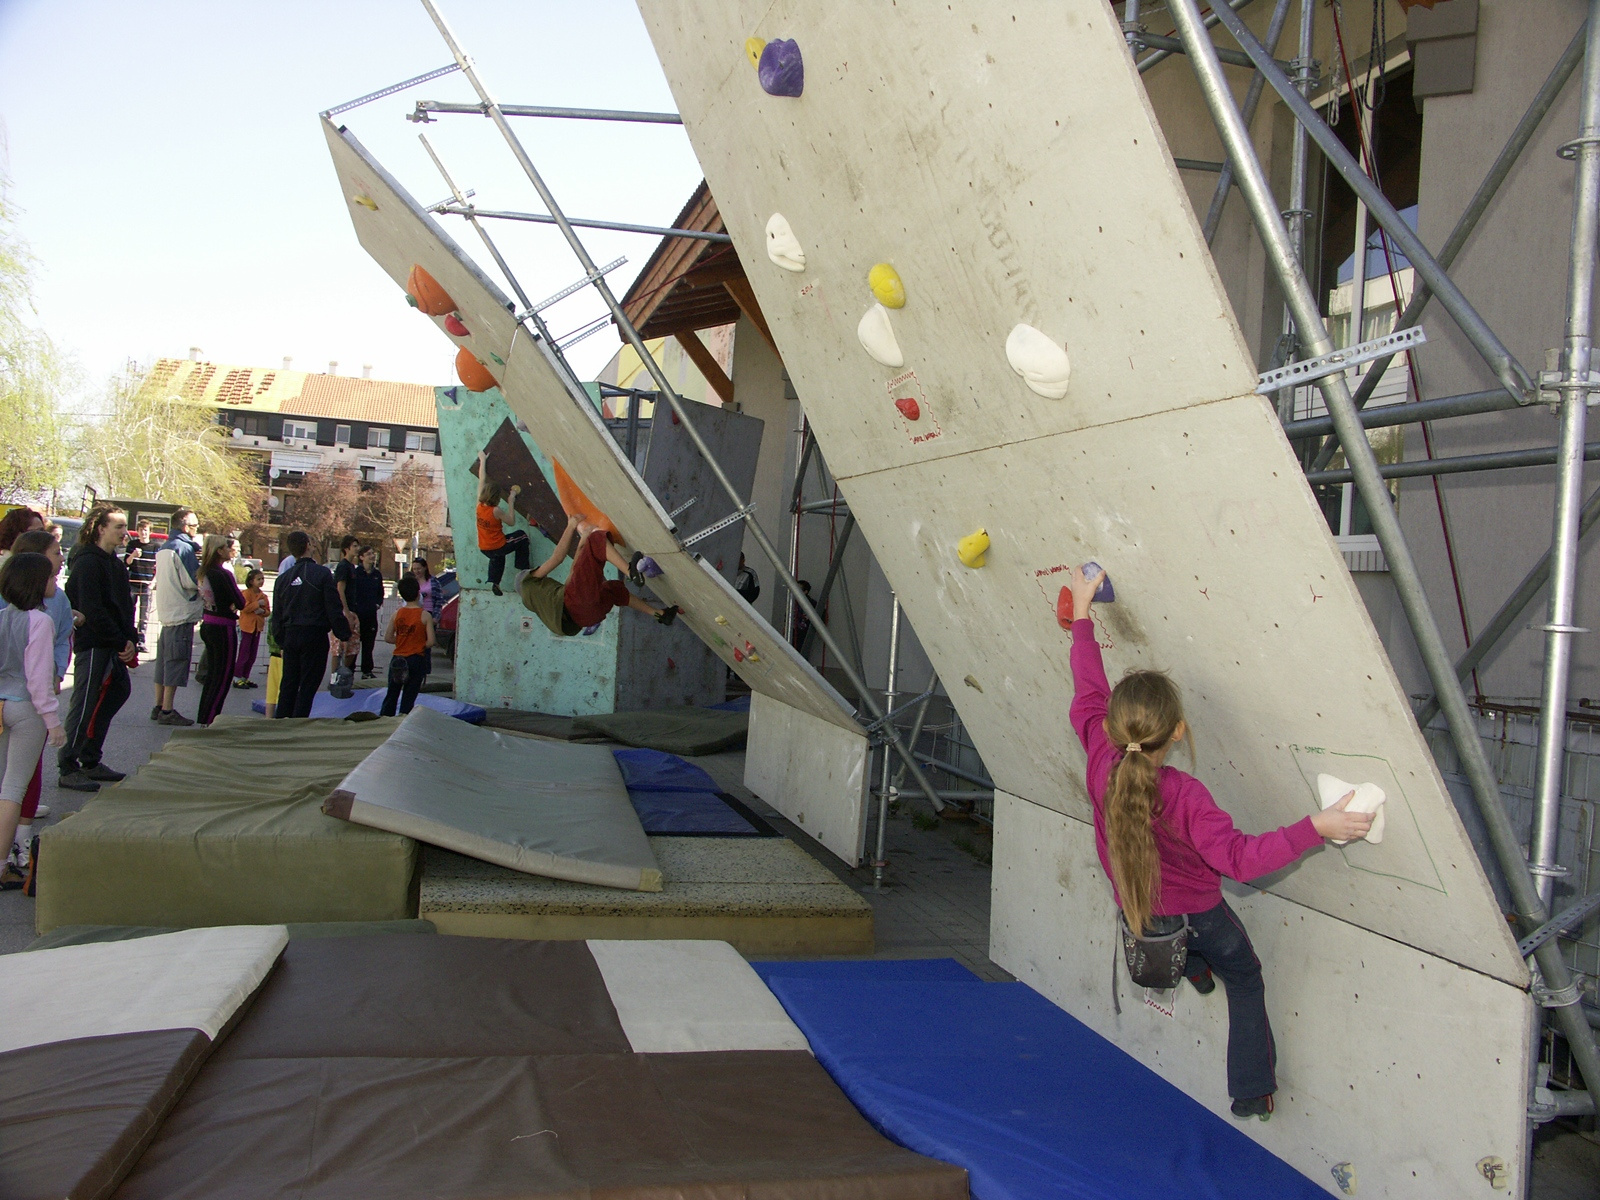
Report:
324,119,859,735
637,3,1521,984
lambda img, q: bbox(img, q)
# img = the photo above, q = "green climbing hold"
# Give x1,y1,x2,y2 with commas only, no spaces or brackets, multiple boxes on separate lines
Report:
490,353,504,365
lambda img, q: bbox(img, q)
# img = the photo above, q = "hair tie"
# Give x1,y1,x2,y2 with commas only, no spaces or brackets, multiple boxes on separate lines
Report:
1125,742,1142,754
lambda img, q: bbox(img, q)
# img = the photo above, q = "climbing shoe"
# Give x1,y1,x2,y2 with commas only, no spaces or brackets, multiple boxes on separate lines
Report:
492,583,503,596
1186,968,1216,995
1231,1094,1274,1122
655,605,680,626
628,551,646,587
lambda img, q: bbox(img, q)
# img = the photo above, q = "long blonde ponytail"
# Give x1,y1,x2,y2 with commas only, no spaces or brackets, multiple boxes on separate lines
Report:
1103,670,1185,936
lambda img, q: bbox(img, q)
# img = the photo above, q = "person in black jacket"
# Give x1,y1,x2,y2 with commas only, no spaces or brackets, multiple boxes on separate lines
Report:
348,546,386,679
59,505,137,792
271,530,353,719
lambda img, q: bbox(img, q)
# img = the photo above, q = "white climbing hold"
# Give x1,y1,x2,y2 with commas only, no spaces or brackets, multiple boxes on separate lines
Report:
765,214,806,272
857,304,903,368
1316,773,1387,845
1005,324,1072,400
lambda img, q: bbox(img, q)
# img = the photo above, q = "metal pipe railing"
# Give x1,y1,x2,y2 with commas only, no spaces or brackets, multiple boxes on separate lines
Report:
416,0,951,819
1310,21,1589,469
1172,0,1600,1115
1303,441,1600,487
413,99,682,124
433,203,731,243
1209,3,1537,406
1282,387,1513,441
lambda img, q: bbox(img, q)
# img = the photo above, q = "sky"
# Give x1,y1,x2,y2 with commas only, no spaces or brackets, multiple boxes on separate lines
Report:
0,0,706,397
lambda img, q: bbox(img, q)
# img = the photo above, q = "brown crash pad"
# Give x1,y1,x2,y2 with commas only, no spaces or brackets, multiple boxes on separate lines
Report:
113,935,965,1200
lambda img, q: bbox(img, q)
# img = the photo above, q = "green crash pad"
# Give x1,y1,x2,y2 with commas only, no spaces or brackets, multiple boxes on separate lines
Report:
571,708,749,755
35,717,419,934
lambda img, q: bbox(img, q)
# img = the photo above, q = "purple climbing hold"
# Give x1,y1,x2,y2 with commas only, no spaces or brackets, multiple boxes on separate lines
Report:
580,622,603,636
638,555,664,579
758,38,804,98
1082,562,1116,604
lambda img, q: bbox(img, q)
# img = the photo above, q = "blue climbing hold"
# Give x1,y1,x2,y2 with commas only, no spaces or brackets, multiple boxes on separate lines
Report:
758,38,804,98
1082,562,1116,603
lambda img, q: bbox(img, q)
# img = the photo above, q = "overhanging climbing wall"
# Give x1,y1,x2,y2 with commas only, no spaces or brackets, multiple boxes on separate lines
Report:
639,3,1531,1192
323,119,858,736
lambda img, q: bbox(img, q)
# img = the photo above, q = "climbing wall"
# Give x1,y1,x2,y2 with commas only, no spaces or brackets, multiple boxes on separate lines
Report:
637,3,1531,1193
324,119,860,737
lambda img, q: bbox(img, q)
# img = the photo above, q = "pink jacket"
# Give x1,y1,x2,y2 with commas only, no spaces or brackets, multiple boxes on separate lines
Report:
17,609,62,730
1068,618,1317,916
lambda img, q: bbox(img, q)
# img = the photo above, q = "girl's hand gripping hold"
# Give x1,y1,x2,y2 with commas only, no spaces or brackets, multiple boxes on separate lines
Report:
1311,792,1376,843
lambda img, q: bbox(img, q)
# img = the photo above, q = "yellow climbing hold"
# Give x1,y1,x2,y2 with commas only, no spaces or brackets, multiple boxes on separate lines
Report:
352,194,378,211
715,615,730,626
868,263,906,309
745,37,766,70
958,529,990,569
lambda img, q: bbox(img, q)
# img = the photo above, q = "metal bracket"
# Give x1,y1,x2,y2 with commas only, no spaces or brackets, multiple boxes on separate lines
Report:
859,688,938,746
1557,133,1600,161
1537,623,1591,634
668,497,698,519
1532,980,1582,1008
1537,367,1600,406
1527,861,1573,879
1255,327,1428,394
321,62,462,120
681,505,754,549
519,258,628,320
556,315,612,351
1518,890,1600,957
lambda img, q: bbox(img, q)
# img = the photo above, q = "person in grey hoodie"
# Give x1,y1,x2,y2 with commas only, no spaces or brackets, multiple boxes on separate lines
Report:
151,508,202,726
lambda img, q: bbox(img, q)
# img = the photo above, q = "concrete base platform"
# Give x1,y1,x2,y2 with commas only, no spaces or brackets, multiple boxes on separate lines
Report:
421,837,874,956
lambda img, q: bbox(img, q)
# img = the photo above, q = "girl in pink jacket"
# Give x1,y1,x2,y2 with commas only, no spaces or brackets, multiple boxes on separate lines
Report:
1062,564,1371,1120
0,553,66,890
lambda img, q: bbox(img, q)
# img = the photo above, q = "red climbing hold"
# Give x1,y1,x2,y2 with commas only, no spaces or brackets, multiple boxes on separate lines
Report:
444,313,469,337
895,396,921,421
733,648,745,662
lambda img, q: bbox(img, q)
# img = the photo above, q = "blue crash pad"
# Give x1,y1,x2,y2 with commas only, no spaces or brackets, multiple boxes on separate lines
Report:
760,976,1326,1200
611,747,768,836
754,958,981,984
251,691,486,724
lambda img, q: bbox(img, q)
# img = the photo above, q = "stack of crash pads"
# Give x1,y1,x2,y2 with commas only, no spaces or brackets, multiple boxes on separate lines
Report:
324,707,663,891
36,718,418,933
2,929,968,1199
0,926,287,1200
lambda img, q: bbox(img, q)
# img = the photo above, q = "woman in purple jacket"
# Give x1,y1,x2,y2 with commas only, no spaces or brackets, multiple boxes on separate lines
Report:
1062,564,1371,1121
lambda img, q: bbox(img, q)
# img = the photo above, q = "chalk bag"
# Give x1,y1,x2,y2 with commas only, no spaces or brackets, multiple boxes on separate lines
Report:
1119,911,1189,990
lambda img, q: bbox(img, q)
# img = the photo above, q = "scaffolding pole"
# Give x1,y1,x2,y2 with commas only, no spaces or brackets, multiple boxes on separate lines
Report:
1530,1,1600,915
873,595,902,890
1414,482,1600,730
418,0,950,819
1311,21,1590,469
1176,0,1600,1123
1274,0,1317,421
1209,5,1536,405
1201,0,1295,246
1304,440,1600,486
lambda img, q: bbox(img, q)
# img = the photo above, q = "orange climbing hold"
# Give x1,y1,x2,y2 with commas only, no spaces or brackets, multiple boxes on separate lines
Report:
551,460,620,541
407,264,455,315
455,347,497,392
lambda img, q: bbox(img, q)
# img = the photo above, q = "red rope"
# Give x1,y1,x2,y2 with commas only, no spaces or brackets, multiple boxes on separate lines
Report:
1329,5,1480,698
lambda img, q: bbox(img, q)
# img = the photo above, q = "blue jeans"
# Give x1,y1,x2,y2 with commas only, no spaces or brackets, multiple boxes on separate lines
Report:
1184,899,1276,1100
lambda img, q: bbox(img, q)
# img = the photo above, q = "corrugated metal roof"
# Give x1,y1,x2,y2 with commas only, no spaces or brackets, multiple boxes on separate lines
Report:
143,358,441,429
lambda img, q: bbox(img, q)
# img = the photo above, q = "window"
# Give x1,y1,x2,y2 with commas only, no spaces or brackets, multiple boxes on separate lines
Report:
405,430,422,451
420,432,438,454
367,427,389,449
236,415,266,437
282,420,315,442
335,425,351,445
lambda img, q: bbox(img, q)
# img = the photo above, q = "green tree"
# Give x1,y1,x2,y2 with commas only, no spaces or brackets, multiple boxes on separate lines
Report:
0,178,77,504
82,360,265,528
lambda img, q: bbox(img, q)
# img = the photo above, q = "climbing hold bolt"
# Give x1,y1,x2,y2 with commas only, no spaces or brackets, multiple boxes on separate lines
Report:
868,263,906,309
758,38,804,97
958,529,990,569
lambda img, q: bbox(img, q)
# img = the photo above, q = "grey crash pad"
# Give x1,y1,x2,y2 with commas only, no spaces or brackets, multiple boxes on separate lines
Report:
572,708,749,756
325,707,662,892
